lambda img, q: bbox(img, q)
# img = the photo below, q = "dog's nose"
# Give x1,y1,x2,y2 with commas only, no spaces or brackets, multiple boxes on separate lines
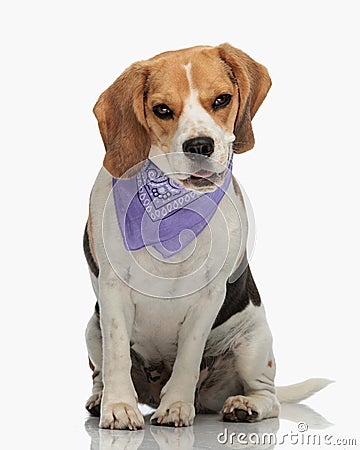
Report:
183,137,214,158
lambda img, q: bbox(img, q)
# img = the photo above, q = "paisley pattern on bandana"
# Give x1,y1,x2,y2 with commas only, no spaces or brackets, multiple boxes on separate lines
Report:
112,158,232,258
136,160,200,222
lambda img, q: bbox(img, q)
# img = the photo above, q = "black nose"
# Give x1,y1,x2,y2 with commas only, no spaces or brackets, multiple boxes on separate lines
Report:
183,137,214,158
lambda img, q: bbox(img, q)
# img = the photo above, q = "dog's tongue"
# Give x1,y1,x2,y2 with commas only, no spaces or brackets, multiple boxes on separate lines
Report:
191,170,214,178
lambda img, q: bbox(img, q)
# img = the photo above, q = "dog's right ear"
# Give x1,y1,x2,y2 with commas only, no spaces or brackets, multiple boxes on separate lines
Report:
218,43,271,154
93,62,151,177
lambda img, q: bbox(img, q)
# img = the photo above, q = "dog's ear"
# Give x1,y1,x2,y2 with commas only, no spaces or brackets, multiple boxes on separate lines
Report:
93,62,150,177
218,43,271,153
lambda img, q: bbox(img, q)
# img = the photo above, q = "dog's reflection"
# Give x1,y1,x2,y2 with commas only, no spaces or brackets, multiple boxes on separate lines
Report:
85,403,332,450
85,416,145,450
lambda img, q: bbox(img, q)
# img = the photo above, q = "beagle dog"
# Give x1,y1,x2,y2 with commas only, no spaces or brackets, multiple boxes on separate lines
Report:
84,43,330,430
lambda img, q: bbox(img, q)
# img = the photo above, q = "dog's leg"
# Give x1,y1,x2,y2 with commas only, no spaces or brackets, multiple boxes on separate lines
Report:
85,311,103,416
151,284,227,427
98,272,144,430
221,309,280,422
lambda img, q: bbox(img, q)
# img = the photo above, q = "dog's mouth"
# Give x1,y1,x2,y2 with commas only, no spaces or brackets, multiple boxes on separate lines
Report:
182,169,225,190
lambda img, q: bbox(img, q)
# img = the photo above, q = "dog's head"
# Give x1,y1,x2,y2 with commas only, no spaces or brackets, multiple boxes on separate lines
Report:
94,44,271,191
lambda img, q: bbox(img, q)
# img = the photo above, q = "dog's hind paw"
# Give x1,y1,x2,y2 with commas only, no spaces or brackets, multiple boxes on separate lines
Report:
86,393,102,417
222,395,259,423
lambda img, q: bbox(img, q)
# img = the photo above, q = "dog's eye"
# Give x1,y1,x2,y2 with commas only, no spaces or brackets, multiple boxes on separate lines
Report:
152,104,174,120
212,94,232,110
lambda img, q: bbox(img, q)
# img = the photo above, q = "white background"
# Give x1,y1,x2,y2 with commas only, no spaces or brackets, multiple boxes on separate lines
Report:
1,1,359,448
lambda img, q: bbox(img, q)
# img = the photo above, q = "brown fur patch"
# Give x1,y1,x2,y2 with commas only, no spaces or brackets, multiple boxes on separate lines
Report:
232,176,245,203
88,357,95,372
83,221,99,278
87,212,98,268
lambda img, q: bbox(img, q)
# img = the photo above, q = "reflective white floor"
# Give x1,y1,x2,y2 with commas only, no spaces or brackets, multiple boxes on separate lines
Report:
84,411,310,450
82,388,359,449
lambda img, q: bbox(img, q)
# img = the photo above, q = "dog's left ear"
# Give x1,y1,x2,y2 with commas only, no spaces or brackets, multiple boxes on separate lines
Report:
218,43,271,153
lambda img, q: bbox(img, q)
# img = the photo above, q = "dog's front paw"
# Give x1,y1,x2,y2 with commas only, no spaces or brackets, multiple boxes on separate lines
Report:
151,401,195,427
100,402,144,430
222,395,259,423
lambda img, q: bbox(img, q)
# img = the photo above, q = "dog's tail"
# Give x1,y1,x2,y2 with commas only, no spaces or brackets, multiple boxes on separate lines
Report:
276,378,334,404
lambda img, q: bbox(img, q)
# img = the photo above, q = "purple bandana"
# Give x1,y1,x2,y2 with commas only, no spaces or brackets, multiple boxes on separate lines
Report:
112,159,232,258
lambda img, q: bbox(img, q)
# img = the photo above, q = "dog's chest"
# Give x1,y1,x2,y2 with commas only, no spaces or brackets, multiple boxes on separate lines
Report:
128,206,243,362
130,294,196,361
101,182,245,296
93,169,247,361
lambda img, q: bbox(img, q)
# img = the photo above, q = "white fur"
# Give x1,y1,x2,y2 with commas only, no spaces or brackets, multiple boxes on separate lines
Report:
277,378,334,404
